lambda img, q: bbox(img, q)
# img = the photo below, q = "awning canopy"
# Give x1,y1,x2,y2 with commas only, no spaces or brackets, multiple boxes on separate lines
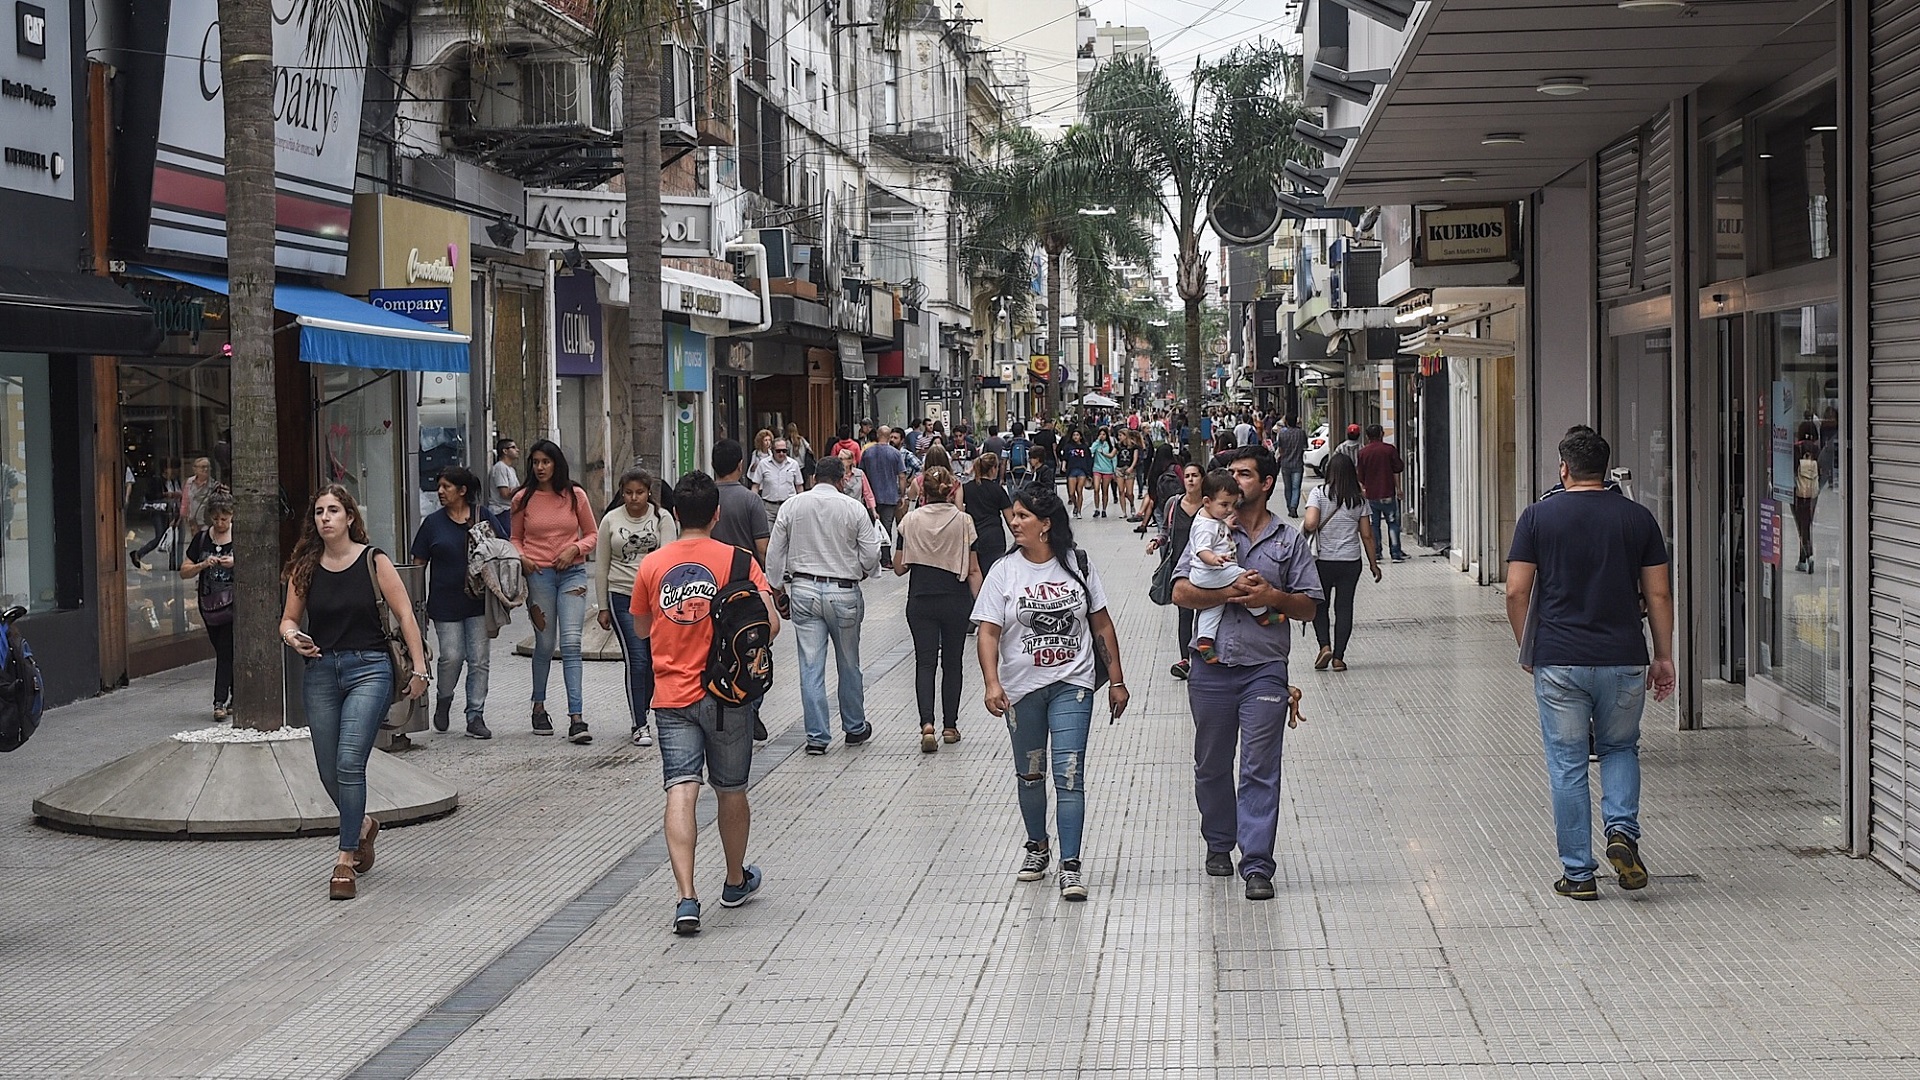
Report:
590,260,763,328
0,268,161,356
1081,392,1120,408
136,267,471,372
1325,0,1827,205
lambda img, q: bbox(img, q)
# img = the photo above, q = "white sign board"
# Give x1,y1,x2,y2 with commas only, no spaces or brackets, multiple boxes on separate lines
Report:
1,0,73,201
1416,205,1514,265
527,188,717,258
149,0,369,274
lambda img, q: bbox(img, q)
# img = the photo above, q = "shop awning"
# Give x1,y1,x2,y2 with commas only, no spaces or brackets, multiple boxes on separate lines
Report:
0,268,162,355
136,267,471,372
590,260,764,325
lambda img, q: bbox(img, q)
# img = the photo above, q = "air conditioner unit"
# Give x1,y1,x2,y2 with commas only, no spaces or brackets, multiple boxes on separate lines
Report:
908,126,948,157
758,227,793,277
520,59,612,133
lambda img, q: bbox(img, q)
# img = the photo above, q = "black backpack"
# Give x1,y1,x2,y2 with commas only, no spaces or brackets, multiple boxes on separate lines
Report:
0,613,45,752
702,548,775,716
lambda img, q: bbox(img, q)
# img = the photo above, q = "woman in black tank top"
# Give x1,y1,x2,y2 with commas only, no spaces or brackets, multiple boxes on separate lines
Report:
279,484,427,901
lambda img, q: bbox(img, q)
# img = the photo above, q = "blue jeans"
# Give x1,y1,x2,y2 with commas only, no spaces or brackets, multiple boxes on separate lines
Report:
1008,681,1094,863
791,579,866,745
1187,658,1290,878
607,593,654,731
1534,665,1647,881
1368,498,1406,559
303,648,393,851
1282,468,1304,516
526,565,588,715
657,697,755,791
433,616,489,722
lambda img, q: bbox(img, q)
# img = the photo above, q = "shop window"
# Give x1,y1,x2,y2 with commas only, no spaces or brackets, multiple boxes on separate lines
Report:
122,358,231,648
316,367,404,555
0,354,57,614
1756,303,1843,711
1706,127,1745,283
1606,329,1674,543
1755,89,1838,271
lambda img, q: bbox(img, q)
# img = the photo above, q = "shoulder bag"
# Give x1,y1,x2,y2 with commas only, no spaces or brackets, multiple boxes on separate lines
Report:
365,550,411,705
195,535,235,628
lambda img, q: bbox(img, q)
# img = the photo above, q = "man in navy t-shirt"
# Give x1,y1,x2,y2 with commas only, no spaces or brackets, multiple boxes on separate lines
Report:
1505,427,1675,903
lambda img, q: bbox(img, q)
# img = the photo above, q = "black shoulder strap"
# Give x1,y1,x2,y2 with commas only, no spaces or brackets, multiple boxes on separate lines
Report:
729,546,751,586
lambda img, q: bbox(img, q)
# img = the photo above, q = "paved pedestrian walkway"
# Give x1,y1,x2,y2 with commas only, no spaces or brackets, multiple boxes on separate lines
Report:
4,507,1920,1079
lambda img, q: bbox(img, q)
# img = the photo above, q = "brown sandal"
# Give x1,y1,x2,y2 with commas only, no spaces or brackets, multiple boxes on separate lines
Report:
921,726,938,753
1330,658,1347,672
1287,686,1307,729
942,727,961,744
329,864,357,901
354,817,379,874
1313,646,1334,671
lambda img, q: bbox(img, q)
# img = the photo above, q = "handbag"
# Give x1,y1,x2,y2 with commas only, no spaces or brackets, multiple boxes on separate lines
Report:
365,551,411,705
1148,544,1177,606
194,535,235,627
1074,550,1110,690
1794,457,1819,500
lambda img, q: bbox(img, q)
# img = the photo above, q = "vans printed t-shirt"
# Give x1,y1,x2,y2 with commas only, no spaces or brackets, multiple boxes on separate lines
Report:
971,549,1110,705
632,537,771,709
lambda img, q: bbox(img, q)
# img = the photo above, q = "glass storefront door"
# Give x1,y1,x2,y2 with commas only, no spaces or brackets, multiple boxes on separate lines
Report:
122,358,231,655
316,366,405,554
1753,302,1844,712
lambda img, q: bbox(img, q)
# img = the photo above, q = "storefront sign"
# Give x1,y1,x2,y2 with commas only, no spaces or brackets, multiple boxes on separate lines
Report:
553,271,601,376
341,194,472,334
526,188,716,258
1758,497,1780,567
1416,204,1515,265
0,0,70,200
1029,354,1051,384
837,333,866,382
367,287,451,328
668,323,708,392
676,404,699,477
149,0,369,274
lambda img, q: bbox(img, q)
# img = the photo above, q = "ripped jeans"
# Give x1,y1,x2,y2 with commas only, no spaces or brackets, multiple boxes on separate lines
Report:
526,565,588,716
1008,680,1094,863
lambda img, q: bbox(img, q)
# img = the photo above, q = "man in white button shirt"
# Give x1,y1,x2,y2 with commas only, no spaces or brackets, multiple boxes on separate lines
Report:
766,456,883,754
750,439,805,526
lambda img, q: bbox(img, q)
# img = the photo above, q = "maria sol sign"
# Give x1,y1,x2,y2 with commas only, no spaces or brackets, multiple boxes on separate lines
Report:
526,188,716,258
1416,204,1516,266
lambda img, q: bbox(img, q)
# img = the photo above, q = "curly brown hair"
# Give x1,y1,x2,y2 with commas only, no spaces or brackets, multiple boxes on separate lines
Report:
283,484,370,596
921,465,958,504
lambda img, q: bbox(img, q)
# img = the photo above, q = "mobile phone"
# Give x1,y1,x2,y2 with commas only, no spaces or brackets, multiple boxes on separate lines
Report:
288,631,315,649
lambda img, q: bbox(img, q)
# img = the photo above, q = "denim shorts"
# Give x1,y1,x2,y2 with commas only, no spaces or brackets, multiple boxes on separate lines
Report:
656,697,755,792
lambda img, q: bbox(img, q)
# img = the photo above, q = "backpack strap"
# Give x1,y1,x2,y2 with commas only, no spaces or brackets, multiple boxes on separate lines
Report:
729,546,751,585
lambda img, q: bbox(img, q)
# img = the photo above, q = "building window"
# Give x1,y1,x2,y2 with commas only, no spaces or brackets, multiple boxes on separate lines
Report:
1755,88,1837,271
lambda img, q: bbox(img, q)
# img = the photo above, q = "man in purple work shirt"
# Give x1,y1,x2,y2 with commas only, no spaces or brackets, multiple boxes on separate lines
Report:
1172,445,1323,900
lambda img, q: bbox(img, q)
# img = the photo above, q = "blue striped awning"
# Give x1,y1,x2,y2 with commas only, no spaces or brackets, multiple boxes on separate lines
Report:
135,267,470,373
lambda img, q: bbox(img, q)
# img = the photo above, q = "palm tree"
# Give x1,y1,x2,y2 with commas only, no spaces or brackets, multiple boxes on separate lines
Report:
953,126,1154,420
1082,45,1311,461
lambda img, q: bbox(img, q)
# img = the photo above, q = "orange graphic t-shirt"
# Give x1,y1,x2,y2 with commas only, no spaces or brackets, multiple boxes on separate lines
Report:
631,537,770,709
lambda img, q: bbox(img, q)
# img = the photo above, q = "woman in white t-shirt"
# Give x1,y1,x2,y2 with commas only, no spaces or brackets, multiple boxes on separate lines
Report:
971,484,1129,903
596,468,679,746
1301,453,1380,673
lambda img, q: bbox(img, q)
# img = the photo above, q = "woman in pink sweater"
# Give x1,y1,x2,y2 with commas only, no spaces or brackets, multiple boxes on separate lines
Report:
510,439,599,744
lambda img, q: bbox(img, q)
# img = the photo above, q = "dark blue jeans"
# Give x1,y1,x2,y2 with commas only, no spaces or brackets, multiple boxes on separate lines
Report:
1282,469,1304,516
1368,498,1406,559
303,648,393,851
608,592,655,731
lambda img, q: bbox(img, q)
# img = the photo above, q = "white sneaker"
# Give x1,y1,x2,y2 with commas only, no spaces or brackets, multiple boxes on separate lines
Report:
631,726,653,747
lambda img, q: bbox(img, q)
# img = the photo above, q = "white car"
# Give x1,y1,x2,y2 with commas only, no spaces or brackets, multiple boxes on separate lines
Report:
1301,424,1333,476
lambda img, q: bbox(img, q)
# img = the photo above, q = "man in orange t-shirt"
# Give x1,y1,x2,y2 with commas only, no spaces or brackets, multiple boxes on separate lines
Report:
632,470,779,935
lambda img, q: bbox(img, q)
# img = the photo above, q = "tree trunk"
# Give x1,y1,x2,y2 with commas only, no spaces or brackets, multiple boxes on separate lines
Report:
624,39,666,475
220,0,283,731
1045,246,1063,421
1177,238,1208,464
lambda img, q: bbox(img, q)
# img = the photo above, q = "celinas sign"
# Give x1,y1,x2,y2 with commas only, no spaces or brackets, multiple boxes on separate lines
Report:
1416,204,1516,265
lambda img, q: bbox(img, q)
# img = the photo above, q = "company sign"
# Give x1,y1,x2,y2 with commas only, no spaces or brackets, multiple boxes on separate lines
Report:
149,0,368,274
1,0,70,200
526,188,716,258
1416,204,1515,265
367,288,451,328
554,270,601,376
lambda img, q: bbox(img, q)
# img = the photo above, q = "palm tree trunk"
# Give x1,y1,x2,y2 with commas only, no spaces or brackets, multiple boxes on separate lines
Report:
624,39,666,474
1045,246,1063,421
1177,237,1208,464
220,0,283,730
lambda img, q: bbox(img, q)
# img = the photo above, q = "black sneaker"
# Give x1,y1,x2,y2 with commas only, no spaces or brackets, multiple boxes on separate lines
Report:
1244,873,1276,900
753,717,770,741
1553,876,1598,901
433,698,452,732
804,743,829,755
465,717,493,740
1170,658,1191,681
1204,851,1234,877
1017,840,1051,881
531,706,554,736
1606,832,1648,890
844,724,873,746
568,719,592,745
1058,860,1088,901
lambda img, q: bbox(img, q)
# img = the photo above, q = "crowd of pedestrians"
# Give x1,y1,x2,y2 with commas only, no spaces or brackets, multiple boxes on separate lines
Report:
247,407,1670,929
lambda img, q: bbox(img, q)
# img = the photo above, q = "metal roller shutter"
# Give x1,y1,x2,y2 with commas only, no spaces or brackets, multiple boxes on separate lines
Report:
1867,0,1920,882
1638,109,1675,294
1596,134,1641,301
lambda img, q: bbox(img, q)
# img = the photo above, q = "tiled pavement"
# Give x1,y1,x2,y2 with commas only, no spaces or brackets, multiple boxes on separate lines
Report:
4,503,1920,1078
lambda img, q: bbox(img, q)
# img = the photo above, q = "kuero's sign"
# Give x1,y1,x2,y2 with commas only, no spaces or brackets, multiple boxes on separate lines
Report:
1416,204,1516,265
